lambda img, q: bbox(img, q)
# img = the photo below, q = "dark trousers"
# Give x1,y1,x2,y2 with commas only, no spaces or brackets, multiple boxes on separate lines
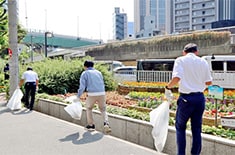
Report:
175,93,205,155
24,82,36,110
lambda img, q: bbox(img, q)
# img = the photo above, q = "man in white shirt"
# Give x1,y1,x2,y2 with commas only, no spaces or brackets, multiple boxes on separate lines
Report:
19,67,39,111
166,43,212,155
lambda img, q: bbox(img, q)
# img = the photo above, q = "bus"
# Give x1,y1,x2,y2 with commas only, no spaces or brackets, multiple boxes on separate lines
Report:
136,59,175,82
136,56,235,89
202,55,235,89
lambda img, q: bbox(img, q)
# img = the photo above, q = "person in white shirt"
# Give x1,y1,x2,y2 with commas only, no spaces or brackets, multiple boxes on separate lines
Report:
166,43,212,155
19,67,39,111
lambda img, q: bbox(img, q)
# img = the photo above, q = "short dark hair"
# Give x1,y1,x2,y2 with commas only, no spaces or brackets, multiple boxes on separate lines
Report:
183,43,197,53
84,60,94,67
27,66,33,71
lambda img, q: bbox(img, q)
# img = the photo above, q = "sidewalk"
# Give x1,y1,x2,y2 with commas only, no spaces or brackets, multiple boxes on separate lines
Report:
0,95,166,155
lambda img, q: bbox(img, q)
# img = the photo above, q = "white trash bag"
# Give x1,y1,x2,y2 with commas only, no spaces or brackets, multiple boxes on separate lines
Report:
7,88,24,110
150,100,170,152
64,95,82,120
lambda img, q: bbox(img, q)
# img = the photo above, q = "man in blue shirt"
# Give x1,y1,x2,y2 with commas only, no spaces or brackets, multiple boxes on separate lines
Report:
77,60,111,133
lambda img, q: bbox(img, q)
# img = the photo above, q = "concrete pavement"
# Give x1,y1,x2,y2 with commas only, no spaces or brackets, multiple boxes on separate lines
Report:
0,96,166,155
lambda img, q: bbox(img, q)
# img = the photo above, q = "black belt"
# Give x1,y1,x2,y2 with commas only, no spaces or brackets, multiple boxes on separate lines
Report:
180,92,202,96
25,82,36,85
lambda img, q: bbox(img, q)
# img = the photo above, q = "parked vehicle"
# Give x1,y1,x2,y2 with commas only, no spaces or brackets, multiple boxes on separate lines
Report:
95,60,124,71
202,55,235,89
136,56,235,89
113,66,137,82
136,59,175,82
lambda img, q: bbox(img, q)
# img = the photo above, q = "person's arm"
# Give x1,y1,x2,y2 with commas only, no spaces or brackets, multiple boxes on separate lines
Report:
205,81,212,85
19,79,24,87
77,73,86,98
36,79,39,90
166,77,180,89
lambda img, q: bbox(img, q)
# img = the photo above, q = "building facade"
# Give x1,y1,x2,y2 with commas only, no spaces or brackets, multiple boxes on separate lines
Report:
134,0,172,38
113,7,128,40
134,0,235,38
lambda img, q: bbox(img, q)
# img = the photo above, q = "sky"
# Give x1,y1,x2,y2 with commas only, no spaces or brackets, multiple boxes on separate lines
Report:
18,0,134,42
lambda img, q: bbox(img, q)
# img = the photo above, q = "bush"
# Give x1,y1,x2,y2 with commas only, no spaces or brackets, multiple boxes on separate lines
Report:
19,57,116,95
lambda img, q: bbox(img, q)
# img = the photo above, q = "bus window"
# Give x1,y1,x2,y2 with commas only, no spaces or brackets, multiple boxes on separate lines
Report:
137,60,174,71
211,61,223,71
227,61,235,71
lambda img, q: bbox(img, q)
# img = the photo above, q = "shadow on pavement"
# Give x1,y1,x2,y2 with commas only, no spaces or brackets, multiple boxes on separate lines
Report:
59,131,104,145
0,107,11,114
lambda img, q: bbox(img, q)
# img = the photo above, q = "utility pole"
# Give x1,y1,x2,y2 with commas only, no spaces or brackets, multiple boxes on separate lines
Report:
8,0,19,96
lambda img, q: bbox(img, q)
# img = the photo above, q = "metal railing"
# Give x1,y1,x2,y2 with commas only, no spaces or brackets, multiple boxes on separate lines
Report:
113,70,235,89
136,71,172,82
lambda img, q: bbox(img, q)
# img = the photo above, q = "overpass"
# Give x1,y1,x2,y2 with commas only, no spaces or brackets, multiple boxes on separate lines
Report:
21,30,101,50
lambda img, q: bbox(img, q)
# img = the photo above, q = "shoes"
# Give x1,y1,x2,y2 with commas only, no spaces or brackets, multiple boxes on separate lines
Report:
24,104,29,109
104,122,111,133
85,124,95,131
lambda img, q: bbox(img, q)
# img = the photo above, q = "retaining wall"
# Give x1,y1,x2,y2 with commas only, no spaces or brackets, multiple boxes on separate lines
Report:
34,98,235,155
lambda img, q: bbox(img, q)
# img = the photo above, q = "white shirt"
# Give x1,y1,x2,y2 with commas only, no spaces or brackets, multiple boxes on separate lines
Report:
22,70,39,83
172,53,212,94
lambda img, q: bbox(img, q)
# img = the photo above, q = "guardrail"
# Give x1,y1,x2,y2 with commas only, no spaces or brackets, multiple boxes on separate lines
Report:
114,70,235,89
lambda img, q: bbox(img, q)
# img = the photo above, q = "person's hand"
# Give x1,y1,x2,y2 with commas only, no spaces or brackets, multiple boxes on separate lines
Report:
165,88,173,102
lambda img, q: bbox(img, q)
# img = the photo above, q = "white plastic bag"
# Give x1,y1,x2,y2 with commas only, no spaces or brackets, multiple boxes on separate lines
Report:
150,100,170,152
64,95,82,120
7,88,23,110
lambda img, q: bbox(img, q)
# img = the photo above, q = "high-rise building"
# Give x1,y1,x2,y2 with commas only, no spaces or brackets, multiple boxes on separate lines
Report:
113,7,127,40
127,22,134,38
218,0,235,20
173,0,217,33
134,0,235,38
134,0,172,38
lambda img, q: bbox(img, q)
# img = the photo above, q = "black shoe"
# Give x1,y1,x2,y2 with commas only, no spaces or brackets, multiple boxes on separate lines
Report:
85,124,95,131
24,104,29,108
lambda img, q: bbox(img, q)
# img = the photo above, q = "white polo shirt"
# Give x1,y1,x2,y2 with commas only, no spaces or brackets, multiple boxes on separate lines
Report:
172,53,212,94
22,70,39,83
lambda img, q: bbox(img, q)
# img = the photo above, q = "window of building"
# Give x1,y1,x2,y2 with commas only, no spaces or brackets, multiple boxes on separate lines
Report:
202,25,205,29
202,18,205,22
202,11,205,15
202,3,205,7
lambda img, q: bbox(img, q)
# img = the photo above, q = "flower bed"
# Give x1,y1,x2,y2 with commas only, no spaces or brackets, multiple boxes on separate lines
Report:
117,82,178,95
117,82,235,127
48,81,235,127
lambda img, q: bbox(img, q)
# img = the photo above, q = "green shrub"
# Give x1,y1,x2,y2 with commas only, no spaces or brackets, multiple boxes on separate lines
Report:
19,57,116,95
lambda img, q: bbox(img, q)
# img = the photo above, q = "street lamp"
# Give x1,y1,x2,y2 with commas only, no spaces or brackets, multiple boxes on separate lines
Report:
44,31,53,58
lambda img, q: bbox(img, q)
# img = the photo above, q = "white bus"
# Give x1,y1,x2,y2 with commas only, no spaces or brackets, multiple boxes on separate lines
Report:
136,59,175,82
136,56,235,89
202,55,235,89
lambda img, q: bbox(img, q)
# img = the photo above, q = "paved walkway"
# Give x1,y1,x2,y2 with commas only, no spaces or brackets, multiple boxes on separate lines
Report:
0,94,166,155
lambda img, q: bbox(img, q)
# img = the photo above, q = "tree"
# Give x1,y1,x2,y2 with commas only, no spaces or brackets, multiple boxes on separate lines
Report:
0,0,27,58
0,0,8,50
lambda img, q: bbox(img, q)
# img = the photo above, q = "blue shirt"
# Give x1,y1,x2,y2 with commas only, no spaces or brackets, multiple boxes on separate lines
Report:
77,67,105,97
